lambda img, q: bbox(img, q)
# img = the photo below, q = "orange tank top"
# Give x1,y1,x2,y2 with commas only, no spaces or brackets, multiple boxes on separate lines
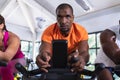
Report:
41,23,88,54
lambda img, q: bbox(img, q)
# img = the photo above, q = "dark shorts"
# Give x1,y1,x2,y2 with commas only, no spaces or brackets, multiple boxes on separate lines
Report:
106,67,120,77
95,63,120,78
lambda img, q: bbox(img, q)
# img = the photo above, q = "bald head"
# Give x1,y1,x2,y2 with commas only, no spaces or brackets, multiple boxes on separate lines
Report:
56,3,73,15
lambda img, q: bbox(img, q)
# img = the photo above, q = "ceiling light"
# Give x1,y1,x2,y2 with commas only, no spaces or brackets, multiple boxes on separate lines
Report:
75,0,92,11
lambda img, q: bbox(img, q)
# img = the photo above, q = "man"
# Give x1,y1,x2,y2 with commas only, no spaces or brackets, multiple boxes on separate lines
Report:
95,21,120,80
36,3,89,72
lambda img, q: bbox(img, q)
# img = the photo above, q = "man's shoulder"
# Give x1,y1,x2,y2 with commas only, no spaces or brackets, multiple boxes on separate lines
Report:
73,23,86,30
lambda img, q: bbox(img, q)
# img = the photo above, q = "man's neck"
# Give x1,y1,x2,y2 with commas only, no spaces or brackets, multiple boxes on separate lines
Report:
61,31,69,37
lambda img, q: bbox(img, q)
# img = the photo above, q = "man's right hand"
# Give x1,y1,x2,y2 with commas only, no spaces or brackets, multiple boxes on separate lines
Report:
36,52,51,72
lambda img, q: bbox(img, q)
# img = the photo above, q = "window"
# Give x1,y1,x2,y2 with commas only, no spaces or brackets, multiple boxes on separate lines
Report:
21,40,40,58
21,41,29,52
21,41,30,58
88,31,102,64
86,31,102,70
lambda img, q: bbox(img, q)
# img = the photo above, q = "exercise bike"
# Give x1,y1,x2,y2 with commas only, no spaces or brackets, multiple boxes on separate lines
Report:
15,40,106,80
15,40,120,80
108,65,120,80
15,60,107,80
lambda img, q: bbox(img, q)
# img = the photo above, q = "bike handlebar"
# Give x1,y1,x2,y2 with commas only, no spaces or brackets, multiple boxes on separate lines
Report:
15,63,106,80
15,63,44,76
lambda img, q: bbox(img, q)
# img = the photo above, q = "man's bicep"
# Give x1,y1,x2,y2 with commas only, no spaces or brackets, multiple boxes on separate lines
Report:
100,29,120,61
78,40,89,54
100,29,115,44
100,29,118,53
78,40,89,63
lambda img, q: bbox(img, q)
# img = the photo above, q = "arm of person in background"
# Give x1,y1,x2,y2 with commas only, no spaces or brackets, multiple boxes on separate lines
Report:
0,32,20,62
36,41,52,72
100,29,120,64
68,40,89,72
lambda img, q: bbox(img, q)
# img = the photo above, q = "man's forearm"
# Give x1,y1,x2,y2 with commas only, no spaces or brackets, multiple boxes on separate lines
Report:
78,52,89,63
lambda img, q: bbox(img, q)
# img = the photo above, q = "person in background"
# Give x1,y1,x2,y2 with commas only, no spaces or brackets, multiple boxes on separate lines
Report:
95,20,120,80
0,14,26,80
36,3,89,72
